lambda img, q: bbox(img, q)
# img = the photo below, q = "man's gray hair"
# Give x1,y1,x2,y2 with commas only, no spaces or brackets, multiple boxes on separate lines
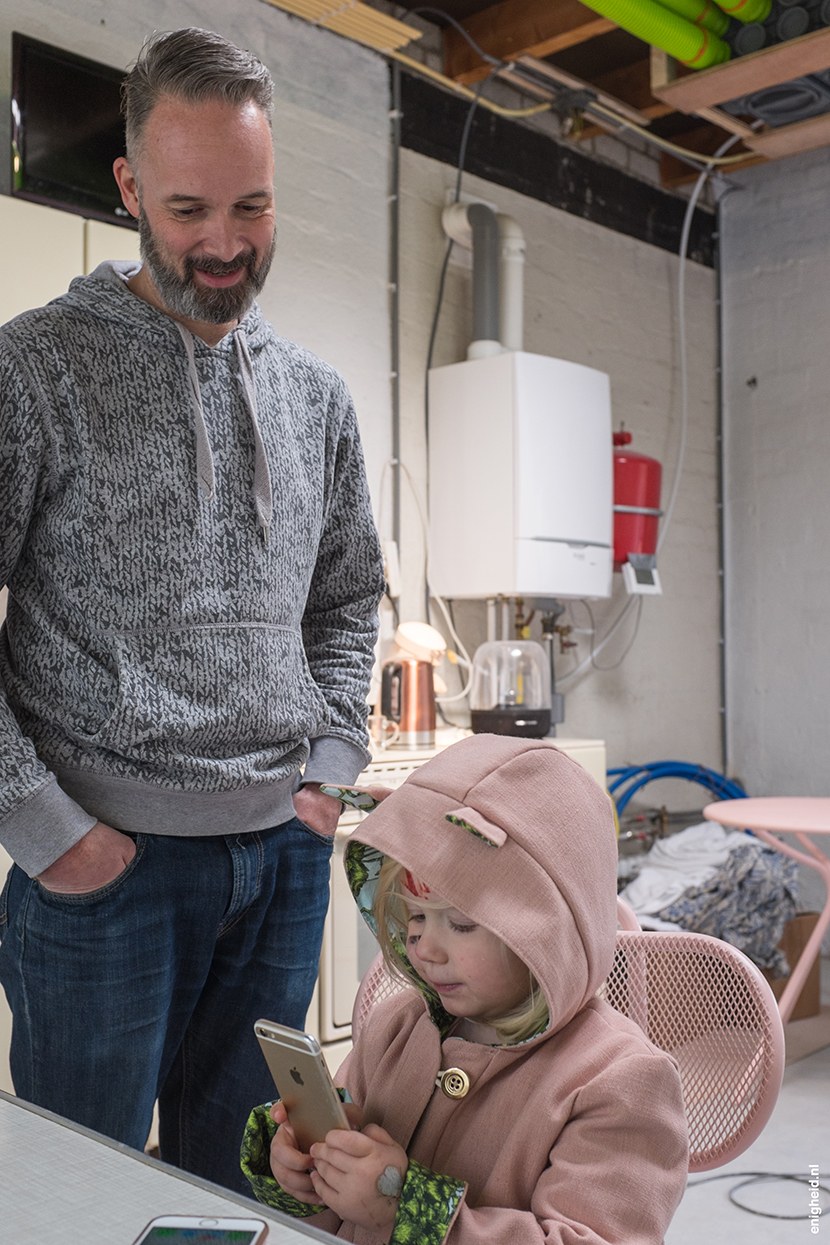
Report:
122,28,274,161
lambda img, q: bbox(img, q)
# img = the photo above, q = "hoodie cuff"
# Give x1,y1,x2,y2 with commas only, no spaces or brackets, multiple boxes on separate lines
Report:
0,776,98,877
302,735,370,787
240,1102,325,1218
390,1160,466,1245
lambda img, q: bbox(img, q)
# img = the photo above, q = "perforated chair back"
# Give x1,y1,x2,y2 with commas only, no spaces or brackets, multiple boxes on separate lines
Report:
352,953,408,1043
599,929,785,1171
353,925,785,1173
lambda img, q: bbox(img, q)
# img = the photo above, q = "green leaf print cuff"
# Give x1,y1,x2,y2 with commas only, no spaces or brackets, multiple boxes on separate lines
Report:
240,1102,325,1217
389,1159,466,1245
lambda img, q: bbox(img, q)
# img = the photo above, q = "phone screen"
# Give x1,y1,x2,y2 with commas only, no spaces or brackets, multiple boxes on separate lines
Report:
141,1232,260,1243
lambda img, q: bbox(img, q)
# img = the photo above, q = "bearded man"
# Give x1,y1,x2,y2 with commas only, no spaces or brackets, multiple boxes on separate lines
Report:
0,28,383,1195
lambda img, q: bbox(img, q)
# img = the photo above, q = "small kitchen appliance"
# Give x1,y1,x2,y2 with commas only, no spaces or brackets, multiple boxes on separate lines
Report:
379,622,445,748
469,640,552,738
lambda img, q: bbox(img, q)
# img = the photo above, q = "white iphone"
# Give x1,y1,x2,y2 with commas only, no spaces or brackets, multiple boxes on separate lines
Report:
130,1215,269,1244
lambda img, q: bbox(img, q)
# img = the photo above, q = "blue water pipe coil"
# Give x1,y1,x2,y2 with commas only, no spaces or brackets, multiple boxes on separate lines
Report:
608,761,746,815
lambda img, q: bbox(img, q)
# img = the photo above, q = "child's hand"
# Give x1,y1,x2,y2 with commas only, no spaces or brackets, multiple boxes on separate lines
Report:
268,1102,319,1204
308,1123,409,1236
268,1101,364,1205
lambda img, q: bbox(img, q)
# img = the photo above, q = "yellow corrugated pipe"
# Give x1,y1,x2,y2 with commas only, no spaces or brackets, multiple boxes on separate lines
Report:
713,0,772,23
580,0,730,67
656,0,730,36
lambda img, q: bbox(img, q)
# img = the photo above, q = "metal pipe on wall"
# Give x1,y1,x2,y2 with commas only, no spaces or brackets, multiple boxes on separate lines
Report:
467,203,502,359
389,63,402,550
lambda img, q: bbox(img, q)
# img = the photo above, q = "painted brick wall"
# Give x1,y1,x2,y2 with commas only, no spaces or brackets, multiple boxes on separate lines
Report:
721,147,830,927
0,1,724,803
398,148,723,799
722,149,830,797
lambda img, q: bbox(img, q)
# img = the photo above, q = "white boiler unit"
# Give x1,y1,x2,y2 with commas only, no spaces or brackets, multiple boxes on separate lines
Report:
428,350,613,599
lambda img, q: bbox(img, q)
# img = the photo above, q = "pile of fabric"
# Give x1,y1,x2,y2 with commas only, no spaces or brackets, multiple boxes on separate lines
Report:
619,822,798,976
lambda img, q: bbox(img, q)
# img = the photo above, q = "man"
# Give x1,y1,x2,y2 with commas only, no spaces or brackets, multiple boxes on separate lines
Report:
0,28,384,1195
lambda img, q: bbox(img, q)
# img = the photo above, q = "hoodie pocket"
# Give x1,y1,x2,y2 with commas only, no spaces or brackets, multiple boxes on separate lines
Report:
73,624,331,760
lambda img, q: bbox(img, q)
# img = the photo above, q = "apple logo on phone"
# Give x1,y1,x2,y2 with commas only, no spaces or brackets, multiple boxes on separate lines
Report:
290,1067,304,1085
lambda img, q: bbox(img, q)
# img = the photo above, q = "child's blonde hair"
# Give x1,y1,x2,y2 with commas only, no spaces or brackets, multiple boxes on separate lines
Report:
372,856,549,1044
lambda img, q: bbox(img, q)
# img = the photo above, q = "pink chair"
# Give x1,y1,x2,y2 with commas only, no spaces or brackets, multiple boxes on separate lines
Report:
351,897,785,1173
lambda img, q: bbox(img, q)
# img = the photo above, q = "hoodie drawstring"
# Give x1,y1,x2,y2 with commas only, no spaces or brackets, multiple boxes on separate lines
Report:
235,328,273,544
176,322,273,543
176,323,216,503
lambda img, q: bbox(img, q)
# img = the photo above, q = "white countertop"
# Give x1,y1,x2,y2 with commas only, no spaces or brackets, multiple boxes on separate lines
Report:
0,1091,335,1245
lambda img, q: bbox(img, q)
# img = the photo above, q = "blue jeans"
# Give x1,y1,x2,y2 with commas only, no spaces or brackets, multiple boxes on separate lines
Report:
0,816,332,1196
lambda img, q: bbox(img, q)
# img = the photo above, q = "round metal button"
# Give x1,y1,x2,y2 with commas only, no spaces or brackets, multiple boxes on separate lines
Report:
438,1067,470,1099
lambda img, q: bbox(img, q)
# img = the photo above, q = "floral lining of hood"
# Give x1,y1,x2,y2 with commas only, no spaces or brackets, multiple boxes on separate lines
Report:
344,840,548,1045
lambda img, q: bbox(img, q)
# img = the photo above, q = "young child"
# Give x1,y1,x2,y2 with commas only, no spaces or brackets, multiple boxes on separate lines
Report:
241,734,689,1243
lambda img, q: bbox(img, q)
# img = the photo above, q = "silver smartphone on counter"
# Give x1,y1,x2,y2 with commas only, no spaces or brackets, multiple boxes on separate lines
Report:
254,1019,349,1153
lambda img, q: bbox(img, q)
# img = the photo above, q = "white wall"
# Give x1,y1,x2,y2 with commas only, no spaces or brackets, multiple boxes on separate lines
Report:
0,0,391,503
398,148,723,798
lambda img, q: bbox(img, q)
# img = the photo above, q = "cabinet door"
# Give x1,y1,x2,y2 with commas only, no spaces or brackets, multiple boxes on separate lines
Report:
0,195,83,323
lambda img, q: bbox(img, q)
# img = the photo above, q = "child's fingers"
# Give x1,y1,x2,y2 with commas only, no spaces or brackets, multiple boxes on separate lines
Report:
315,1128,374,1159
360,1122,396,1146
272,1124,314,1173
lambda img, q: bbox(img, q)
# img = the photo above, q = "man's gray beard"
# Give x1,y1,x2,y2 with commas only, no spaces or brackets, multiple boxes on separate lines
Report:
138,214,276,325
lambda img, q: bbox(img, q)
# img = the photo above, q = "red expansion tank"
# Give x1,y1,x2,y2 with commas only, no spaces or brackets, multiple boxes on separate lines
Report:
613,431,662,570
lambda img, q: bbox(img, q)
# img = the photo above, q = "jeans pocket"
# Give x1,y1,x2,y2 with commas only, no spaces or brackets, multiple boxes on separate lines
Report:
291,816,336,850
35,834,147,907
0,865,12,932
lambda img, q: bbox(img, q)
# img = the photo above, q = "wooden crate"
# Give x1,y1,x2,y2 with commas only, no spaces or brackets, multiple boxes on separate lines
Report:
762,911,821,1022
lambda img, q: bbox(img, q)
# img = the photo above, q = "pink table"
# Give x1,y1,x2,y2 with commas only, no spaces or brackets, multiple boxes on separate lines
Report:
703,798,830,1024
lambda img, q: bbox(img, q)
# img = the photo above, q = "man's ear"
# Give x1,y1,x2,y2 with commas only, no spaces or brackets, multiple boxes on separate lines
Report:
112,156,140,219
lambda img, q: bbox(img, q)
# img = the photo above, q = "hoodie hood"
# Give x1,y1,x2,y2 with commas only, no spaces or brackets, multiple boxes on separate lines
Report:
344,734,618,1044
60,260,273,351
61,262,274,539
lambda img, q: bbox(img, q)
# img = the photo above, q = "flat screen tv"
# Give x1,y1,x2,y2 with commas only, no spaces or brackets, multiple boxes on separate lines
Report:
11,32,136,228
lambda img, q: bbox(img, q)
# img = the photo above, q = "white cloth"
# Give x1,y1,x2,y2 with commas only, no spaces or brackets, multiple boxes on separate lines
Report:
620,822,749,916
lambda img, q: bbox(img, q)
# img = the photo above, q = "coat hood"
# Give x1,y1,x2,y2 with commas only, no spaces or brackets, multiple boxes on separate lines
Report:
344,734,618,1044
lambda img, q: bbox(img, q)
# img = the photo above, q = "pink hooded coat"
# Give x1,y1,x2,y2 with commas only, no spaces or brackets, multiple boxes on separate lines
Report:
243,735,689,1243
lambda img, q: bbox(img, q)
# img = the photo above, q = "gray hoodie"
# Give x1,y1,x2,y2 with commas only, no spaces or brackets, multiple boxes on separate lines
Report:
0,261,384,876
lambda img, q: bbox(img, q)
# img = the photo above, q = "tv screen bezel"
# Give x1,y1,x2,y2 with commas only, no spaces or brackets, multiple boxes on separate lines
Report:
11,31,137,230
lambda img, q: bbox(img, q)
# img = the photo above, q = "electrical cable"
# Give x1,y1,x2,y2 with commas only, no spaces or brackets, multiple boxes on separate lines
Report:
556,594,638,688
422,73,491,624
396,458,475,705
405,6,502,68
587,102,757,167
591,595,643,671
685,1171,830,1220
558,131,744,691
387,50,551,119
384,49,759,169
659,129,742,553
424,69,492,398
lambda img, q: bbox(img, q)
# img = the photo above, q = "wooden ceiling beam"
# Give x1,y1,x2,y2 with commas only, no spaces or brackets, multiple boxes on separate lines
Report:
590,59,674,120
444,0,615,85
